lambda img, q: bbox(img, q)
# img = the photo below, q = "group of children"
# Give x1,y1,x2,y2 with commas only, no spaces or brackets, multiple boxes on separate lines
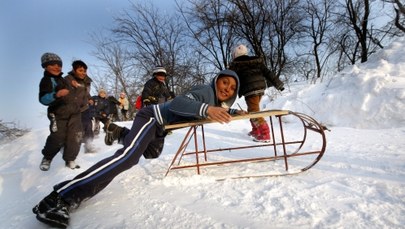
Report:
34,45,284,228
38,54,92,170
38,53,132,171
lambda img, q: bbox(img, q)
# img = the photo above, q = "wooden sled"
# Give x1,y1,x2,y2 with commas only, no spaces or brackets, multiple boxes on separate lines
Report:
164,110,327,179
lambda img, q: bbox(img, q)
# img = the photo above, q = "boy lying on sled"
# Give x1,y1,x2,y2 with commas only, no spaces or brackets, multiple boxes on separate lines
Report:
33,69,246,228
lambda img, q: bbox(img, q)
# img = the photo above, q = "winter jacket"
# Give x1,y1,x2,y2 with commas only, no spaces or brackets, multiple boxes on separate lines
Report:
107,96,120,115
118,97,129,110
38,71,80,119
141,77,172,106
91,95,110,119
229,56,284,97
154,69,240,126
64,72,91,113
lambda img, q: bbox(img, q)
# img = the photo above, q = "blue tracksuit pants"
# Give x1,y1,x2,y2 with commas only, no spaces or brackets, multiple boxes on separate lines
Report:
53,106,166,207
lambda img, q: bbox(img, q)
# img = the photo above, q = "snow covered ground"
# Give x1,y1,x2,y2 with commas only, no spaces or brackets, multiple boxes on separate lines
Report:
1,37,404,228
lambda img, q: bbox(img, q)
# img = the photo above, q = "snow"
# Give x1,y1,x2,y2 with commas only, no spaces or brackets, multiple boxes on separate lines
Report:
1,37,405,229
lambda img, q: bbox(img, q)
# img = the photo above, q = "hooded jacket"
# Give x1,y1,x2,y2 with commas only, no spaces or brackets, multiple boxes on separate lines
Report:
153,69,240,126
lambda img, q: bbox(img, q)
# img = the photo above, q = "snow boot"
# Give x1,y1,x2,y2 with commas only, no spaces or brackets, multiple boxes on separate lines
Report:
65,161,80,169
32,191,70,228
253,123,271,143
247,120,260,138
39,157,52,171
104,123,123,145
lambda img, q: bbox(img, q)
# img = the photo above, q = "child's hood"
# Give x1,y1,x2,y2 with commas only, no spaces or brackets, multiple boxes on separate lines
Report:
211,69,240,108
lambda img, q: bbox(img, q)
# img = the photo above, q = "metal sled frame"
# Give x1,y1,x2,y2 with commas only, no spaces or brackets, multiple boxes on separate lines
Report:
164,110,327,178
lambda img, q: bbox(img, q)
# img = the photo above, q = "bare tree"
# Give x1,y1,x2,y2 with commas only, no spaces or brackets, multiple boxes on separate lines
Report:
302,0,337,82
177,0,236,70
394,0,405,32
90,33,141,117
227,0,270,59
228,0,304,83
0,120,29,143
263,0,304,80
112,1,200,94
382,0,405,32
346,0,370,63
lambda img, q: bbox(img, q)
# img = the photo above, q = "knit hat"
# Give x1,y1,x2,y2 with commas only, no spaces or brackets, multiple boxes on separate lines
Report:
232,45,248,60
152,66,167,76
41,52,62,68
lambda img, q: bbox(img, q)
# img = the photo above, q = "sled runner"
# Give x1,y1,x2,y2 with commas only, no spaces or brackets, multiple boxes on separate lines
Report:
164,110,327,179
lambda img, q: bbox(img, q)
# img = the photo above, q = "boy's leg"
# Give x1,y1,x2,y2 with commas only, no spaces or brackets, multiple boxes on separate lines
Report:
244,95,270,142
55,108,159,207
40,119,68,171
63,113,83,169
93,119,100,135
33,108,162,227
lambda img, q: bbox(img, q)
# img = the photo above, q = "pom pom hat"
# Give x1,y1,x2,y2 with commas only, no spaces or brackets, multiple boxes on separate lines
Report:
41,52,62,68
232,44,248,60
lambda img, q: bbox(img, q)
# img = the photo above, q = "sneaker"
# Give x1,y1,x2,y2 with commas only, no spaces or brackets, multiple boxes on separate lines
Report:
32,191,70,228
104,123,123,145
39,157,52,171
65,161,80,169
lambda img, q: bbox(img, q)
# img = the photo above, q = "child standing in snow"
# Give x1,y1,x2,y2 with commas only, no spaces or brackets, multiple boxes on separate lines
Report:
229,44,285,142
32,69,245,228
38,53,82,171
118,92,129,121
64,60,96,154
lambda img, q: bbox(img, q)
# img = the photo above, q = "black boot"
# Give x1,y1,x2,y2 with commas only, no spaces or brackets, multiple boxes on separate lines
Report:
33,191,70,228
104,123,123,145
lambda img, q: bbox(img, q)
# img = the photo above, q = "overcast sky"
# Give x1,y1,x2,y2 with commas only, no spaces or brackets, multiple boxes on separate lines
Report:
0,0,174,129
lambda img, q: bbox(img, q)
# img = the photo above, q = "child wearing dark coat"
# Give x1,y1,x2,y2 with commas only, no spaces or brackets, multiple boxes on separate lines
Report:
229,44,285,142
32,69,244,228
38,53,82,171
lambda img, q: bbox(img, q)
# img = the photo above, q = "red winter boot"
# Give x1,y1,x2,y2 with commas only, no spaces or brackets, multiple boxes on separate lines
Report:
248,120,260,138
253,123,271,143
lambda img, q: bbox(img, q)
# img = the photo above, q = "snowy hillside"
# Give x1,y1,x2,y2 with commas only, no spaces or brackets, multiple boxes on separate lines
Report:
0,37,404,229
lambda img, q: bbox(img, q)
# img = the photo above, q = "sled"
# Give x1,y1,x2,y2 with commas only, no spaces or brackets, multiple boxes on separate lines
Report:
164,110,327,179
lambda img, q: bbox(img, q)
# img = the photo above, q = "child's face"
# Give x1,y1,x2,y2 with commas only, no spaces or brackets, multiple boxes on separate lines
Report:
45,63,62,76
74,66,87,79
216,75,237,102
155,73,166,83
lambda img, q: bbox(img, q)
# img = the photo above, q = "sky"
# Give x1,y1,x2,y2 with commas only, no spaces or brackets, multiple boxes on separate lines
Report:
0,37,404,228
0,0,174,129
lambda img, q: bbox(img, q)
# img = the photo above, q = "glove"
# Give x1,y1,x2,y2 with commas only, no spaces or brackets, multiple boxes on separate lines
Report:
145,96,157,104
143,96,157,106
143,99,150,106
